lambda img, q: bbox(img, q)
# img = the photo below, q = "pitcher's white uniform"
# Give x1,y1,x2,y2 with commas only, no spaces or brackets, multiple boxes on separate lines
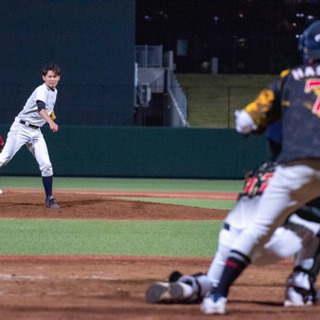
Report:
0,83,57,176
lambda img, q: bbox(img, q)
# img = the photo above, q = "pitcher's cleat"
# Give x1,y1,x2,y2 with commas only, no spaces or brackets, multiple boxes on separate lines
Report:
45,196,60,209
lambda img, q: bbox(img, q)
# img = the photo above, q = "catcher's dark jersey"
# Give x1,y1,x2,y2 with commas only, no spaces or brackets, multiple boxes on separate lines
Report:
279,62,320,162
244,62,320,163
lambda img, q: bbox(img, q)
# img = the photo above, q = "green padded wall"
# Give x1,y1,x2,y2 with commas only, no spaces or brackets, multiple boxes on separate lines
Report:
0,0,135,126
0,125,268,179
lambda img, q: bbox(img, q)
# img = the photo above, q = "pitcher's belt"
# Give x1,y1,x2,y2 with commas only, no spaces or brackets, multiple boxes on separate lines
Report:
19,120,40,129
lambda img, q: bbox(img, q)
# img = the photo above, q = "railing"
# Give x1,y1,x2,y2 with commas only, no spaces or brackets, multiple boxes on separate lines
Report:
166,71,189,127
135,45,189,127
135,45,163,68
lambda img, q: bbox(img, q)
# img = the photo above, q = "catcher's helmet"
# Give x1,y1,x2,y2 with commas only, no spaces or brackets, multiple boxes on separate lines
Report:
298,20,320,62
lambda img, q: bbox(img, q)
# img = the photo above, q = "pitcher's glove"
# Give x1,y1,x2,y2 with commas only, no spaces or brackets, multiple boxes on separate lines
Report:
50,110,56,120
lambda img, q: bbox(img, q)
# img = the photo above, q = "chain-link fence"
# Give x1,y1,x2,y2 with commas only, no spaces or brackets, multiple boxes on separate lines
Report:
180,84,265,128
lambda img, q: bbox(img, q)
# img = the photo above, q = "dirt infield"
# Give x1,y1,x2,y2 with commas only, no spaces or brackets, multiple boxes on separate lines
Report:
0,190,319,319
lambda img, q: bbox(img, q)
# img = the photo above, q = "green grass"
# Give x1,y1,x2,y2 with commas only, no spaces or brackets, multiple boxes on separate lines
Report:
176,74,276,127
0,219,223,257
1,176,243,193
0,177,237,257
123,198,236,210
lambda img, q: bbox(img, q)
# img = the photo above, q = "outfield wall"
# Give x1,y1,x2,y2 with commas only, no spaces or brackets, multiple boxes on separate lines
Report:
0,1,136,126
0,126,268,179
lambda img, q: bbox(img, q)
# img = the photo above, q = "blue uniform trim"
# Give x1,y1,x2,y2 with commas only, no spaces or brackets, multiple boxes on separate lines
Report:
36,100,46,112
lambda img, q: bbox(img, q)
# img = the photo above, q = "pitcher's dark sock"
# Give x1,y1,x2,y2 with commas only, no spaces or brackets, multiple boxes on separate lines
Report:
42,175,53,199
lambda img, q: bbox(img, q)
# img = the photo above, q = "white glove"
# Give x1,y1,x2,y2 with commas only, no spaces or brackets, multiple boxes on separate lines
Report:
234,110,257,134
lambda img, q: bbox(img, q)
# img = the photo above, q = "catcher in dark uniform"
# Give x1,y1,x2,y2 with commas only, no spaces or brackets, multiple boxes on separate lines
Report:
201,20,320,315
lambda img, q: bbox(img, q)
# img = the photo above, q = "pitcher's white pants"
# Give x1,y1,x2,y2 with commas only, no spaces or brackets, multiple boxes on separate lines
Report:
0,118,53,177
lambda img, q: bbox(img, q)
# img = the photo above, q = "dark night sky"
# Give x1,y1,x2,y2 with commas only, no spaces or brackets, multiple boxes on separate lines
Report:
135,0,320,73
